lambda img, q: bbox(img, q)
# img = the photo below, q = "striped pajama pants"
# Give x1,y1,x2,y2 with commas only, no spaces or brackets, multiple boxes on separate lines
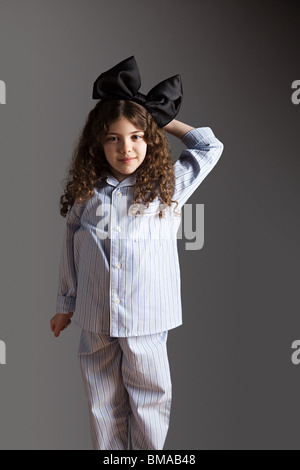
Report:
78,329,172,450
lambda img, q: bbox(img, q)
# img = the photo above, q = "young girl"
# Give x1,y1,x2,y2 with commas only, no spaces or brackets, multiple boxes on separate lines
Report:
50,56,224,450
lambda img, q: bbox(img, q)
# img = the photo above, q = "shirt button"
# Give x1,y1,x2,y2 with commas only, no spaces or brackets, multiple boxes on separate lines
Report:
116,263,122,269
116,226,122,232
117,191,123,197
115,298,120,304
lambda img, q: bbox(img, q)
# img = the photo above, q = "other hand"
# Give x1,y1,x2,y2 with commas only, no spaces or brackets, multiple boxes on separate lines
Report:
50,312,73,338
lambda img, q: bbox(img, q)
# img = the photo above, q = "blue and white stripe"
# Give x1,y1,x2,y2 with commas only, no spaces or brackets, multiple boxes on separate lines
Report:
55,127,224,337
78,330,172,450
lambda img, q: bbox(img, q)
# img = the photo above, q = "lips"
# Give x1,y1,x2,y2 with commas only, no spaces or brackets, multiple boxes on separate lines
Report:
119,157,136,163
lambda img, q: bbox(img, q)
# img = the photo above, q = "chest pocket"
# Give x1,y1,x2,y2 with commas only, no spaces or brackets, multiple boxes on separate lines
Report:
129,201,161,217
129,200,181,219
127,199,182,242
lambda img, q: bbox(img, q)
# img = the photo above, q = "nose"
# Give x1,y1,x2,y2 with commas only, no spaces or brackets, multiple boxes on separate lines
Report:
120,138,132,154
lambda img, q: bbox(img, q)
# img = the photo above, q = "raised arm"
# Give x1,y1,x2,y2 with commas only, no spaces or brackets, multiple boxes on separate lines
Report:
163,119,195,139
164,120,224,208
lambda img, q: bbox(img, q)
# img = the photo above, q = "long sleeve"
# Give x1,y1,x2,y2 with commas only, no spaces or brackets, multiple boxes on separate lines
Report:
172,127,224,208
55,202,85,314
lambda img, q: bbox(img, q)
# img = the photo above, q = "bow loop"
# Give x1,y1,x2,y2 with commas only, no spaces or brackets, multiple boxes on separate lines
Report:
92,56,183,128
92,56,141,101
144,75,183,127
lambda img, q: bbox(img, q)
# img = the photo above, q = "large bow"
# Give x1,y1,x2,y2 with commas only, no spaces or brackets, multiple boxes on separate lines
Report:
92,56,183,128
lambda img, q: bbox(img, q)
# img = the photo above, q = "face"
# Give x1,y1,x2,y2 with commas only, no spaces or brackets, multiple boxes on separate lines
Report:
100,117,148,182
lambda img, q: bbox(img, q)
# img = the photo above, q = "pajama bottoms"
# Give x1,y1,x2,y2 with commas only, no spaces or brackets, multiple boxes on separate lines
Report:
78,329,172,450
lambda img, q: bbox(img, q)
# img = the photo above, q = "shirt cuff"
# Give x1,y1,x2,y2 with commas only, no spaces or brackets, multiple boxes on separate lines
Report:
56,295,76,314
181,127,214,148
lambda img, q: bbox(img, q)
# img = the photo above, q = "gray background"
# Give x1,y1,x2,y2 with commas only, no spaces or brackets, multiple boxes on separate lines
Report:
0,0,299,450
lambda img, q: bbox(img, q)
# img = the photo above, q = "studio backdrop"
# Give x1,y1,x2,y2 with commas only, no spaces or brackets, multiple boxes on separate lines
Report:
0,0,299,450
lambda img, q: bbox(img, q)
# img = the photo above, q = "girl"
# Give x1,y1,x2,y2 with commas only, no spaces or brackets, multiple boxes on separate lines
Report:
50,56,224,450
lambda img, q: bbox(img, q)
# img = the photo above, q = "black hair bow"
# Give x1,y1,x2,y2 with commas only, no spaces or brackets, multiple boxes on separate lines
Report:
92,56,183,128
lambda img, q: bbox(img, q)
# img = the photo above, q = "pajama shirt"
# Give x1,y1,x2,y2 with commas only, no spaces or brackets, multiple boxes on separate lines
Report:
55,127,224,449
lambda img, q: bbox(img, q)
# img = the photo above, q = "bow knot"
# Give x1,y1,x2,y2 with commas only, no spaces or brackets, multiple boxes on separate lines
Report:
132,91,147,107
92,56,183,128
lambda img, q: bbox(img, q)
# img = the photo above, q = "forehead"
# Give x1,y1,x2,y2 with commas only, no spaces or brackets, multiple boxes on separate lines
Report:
107,117,143,134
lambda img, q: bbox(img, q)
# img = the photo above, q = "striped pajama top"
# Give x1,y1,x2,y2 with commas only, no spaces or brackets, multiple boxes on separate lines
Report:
55,127,224,337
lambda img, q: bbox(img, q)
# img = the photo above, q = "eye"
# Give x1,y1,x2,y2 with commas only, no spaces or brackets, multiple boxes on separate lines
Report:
107,136,118,142
132,135,143,140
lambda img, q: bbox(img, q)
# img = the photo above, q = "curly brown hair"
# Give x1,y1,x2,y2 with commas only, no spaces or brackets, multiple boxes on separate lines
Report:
59,99,178,218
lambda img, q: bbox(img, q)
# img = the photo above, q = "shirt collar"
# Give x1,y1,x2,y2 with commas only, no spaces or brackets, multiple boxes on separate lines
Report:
102,170,137,188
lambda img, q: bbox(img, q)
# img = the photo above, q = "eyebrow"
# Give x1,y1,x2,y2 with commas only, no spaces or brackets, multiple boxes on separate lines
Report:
107,130,144,135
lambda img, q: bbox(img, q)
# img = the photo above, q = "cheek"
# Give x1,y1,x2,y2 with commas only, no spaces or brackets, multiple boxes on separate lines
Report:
103,146,115,160
140,143,148,158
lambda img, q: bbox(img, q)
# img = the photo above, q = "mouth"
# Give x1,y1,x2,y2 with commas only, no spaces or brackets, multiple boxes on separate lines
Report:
119,157,136,163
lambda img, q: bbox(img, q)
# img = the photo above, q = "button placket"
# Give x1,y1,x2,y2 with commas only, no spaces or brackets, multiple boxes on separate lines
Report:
110,190,121,334
110,186,131,335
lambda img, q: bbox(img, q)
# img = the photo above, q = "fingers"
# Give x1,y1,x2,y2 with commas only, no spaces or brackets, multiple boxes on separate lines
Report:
53,321,61,337
50,317,57,333
50,315,72,338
